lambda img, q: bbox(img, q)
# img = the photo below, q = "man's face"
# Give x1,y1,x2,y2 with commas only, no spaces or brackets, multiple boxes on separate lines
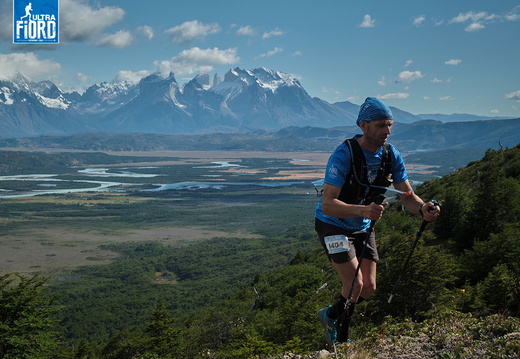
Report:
361,119,393,148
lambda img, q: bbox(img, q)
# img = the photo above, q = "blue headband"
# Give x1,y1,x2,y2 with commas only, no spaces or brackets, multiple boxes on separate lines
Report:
356,97,393,126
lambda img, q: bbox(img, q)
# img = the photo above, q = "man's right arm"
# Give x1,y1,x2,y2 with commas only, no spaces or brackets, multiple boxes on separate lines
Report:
321,183,385,220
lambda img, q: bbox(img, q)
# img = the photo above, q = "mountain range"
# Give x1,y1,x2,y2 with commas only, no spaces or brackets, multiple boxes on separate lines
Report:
0,67,514,138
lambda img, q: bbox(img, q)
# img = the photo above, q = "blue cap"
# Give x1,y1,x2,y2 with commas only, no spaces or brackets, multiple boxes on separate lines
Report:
356,97,393,126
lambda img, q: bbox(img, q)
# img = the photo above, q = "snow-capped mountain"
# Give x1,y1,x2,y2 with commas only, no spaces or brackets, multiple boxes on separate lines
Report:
93,72,195,134
73,80,137,116
85,67,359,135
0,74,82,137
0,67,411,137
205,67,354,131
2,66,502,138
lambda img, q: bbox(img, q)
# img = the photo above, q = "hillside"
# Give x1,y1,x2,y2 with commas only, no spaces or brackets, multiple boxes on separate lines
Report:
104,144,520,358
1,143,518,357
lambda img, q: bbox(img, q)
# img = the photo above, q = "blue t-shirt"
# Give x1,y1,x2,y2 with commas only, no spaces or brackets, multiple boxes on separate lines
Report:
315,136,408,231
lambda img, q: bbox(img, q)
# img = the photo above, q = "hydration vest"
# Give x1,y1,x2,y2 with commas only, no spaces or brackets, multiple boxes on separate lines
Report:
338,138,392,205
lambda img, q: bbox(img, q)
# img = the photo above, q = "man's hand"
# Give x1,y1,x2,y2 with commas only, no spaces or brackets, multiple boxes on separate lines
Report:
421,201,441,222
363,201,388,221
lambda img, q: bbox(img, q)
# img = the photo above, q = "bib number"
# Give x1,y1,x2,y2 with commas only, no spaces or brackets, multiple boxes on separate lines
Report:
324,235,349,255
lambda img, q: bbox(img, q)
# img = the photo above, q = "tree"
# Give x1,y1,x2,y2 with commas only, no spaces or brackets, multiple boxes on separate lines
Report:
0,274,62,358
144,301,182,357
472,263,519,316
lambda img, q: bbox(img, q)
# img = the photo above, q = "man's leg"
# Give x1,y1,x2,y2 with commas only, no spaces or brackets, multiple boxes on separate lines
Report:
331,257,362,303
331,259,377,342
359,259,377,299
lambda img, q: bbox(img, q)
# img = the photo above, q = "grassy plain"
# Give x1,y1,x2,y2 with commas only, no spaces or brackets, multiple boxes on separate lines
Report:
0,151,329,276
0,193,264,275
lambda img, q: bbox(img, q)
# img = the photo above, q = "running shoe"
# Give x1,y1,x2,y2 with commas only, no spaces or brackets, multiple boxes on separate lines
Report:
318,306,337,349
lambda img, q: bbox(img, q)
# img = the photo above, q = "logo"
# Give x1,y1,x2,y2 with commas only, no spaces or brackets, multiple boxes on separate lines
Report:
13,0,59,44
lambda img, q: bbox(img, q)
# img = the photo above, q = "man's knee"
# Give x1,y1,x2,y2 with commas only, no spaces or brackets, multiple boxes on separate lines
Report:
361,281,376,297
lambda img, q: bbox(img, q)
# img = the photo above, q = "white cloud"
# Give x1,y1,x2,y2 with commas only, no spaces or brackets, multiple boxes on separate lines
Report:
396,71,423,83
490,109,500,114
96,30,134,48
450,11,497,24
505,90,520,101
236,25,256,37
113,70,152,85
431,77,453,84
445,59,462,66
0,52,61,80
379,93,409,100
165,20,221,45
378,76,386,86
60,0,126,42
155,47,239,77
136,26,154,40
413,16,426,26
465,22,485,32
505,6,520,21
262,28,285,39
359,14,375,28
256,47,283,58
404,60,413,67
75,73,90,83
449,8,519,32
291,51,302,56
439,96,454,101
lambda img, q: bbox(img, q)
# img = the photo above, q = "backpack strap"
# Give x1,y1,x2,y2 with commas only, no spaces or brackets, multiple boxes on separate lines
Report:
338,138,392,205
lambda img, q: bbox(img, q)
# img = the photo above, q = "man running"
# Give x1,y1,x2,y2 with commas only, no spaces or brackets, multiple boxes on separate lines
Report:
315,97,440,348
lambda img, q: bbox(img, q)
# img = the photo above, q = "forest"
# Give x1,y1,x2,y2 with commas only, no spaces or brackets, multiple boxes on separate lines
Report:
0,145,519,358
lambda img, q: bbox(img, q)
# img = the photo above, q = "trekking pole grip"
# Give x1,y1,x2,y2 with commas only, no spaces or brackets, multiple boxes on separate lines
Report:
368,194,386,230
419,200,440,230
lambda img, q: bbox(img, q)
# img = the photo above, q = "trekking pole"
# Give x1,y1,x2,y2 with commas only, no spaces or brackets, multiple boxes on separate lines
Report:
337,193,386,337
387,200,440,303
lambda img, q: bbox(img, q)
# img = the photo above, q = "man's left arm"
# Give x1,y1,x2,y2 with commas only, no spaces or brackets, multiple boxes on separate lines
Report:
394,180,440,222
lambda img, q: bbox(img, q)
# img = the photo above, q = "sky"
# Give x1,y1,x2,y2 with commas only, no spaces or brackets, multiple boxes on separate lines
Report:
0,0,519,118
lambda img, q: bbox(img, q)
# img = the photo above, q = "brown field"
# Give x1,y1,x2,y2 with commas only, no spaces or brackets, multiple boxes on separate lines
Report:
0,147,330,162
0,148,435,175
0,189,263,276
0,225,262,276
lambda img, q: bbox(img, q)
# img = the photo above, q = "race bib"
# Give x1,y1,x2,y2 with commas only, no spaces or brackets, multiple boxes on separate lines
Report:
324,235,349,255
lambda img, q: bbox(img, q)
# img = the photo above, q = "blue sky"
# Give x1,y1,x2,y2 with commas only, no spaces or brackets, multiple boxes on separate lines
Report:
1,0,519,117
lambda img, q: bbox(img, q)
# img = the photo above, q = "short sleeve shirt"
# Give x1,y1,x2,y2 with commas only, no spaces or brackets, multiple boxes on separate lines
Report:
315,136,408,232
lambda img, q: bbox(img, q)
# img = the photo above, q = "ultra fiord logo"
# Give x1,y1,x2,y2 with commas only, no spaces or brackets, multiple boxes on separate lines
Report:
13,0,59,44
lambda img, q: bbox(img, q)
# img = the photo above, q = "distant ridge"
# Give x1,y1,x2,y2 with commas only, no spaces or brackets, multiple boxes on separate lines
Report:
0,118,518,153
417,113,514,122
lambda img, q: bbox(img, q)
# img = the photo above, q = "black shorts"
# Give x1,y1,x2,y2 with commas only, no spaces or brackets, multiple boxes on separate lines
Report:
315,218,379,264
